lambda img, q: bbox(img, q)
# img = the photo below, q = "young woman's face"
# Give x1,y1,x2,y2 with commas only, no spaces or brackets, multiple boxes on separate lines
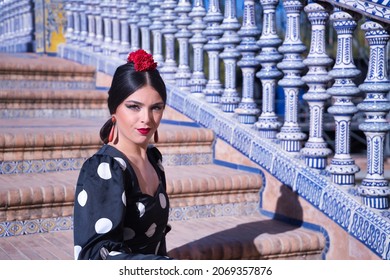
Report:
114,85,165,148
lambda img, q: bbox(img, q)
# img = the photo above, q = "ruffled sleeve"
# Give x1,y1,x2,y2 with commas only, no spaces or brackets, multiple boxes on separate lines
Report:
73,153,169,260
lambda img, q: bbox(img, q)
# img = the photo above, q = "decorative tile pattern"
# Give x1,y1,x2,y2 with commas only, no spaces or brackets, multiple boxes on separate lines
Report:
1,109,109,119
0,158,86,175
0,216,73,237
327,0,390,23
0,80,95,90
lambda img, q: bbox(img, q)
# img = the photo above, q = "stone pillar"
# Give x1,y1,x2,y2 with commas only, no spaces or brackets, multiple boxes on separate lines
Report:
118,0,130,56
64,0,74,44
276,0,307,153
85,0,96,50
160,0,178,84
128,0,140,52
93,1,103,52
174,0,193,91
78,0,88,46
300,2,333,169
101,0,112,55
202,0,224,106
138,0,152,54
235,0,261,124
357,20,390,209
71,0,80,44
326,9,361,185
254,0,283,138
149,0,165,66
110,0,121,55
188,0,208,96
219,0,242,113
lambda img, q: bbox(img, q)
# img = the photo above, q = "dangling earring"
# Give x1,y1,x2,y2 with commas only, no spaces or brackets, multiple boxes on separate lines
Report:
154,130,159,143
108,116,116,143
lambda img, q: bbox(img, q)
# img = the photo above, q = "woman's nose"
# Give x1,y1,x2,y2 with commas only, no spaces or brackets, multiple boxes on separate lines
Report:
141,109,152,123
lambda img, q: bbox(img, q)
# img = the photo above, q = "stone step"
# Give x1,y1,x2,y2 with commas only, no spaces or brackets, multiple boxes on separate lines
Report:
0,118,215,173
0,164,262,223
0,88,109,118
0,213,326,260
166,214,326,260
0,53,96,90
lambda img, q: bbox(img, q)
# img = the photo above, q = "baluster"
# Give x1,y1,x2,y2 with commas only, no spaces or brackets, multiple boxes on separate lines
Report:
71,0,80,44
79,0,88,46
173,0,192,91
150,0,165,66
254,0,283,138
160,0,178,84
219,0,242,112
93,1,103,52
110,0,121,55
138,0,152,54
203,0,224,105
85,0,95,50
101,0,112,55
357,20,390,209
300,2,333,169
188,0,208,96
326,9,361,185
276,0,307,153
235,0,261,124
65,0,74,44
118,0,130,55
128,0,140,52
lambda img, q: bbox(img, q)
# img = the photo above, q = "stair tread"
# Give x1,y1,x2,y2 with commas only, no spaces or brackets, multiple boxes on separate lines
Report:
0,165,262,194
166,213,326,260
0,119,214,150
0,53,95,75
0,88,108,100
0,212,325,260
0,164,262,208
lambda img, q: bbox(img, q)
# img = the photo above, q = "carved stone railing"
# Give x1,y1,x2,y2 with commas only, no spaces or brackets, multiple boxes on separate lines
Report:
1,0,390,259
0,0,34,52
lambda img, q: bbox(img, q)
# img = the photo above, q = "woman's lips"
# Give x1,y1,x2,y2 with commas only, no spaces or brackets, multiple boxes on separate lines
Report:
137,128,151,135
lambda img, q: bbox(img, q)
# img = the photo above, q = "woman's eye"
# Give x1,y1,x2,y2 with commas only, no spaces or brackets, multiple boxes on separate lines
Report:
126,104,140,110
152,105,163,111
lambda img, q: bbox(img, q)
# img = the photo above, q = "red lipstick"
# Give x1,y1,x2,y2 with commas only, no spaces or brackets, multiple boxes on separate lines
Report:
137,128,151,135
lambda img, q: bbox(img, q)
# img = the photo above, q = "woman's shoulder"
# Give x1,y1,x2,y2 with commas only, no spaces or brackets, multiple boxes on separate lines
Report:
81,145,128,172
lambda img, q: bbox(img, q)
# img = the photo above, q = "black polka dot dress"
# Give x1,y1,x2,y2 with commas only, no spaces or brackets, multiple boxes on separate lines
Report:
73,145,171,260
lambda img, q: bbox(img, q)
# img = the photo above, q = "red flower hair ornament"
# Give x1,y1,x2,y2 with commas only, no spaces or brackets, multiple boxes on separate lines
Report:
127,49,158,72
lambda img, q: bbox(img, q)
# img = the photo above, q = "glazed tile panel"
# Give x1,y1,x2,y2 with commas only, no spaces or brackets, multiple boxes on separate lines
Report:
325,0,390,22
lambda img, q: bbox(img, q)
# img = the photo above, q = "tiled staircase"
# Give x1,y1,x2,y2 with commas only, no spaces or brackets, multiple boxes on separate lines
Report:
0,53,326,260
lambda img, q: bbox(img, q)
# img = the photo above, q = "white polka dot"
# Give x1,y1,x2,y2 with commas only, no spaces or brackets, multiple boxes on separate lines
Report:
123,227,136,240
74,245,82,260
122,191,126,206
114,157,127,170
137,202,145,217
159,193,167,209
77,189,88,207
95,218,113,234
97,162,112,180
109,251,123,256
145,223,157,237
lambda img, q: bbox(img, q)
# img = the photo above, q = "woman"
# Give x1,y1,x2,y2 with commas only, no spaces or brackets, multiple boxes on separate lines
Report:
73,49,171,260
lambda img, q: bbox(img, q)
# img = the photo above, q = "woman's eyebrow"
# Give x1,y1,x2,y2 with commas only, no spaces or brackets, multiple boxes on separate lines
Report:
125,100,165,106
